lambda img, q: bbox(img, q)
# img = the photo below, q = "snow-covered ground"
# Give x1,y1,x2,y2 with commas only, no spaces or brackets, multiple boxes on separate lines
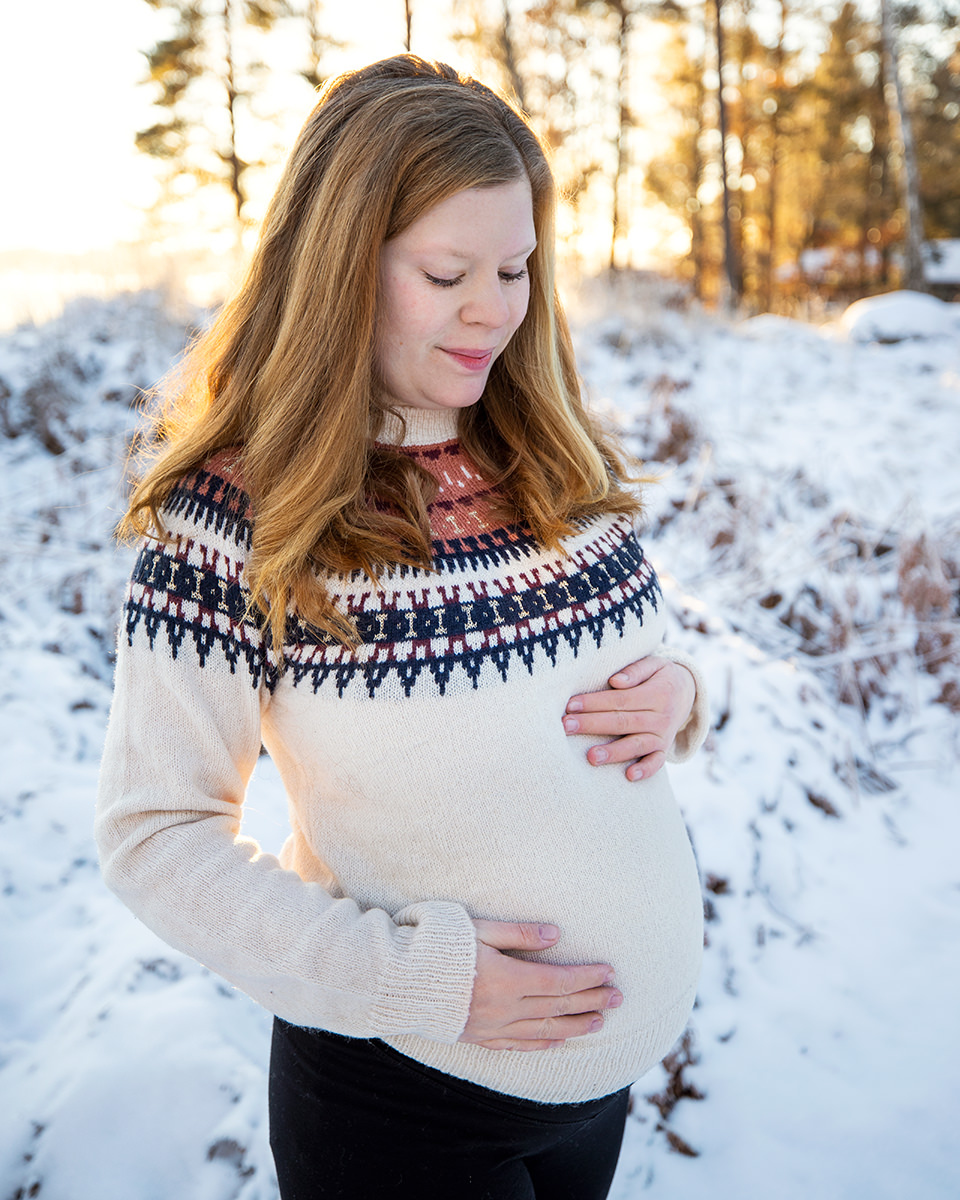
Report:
0,286,957,1199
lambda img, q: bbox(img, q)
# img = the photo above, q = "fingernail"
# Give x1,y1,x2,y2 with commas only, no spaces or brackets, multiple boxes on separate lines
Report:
591,748,608,764
605,971,616,985
539,924,559,941
589,1016,604,1031
629,764,644,781
566,699,583,713
611,672,629,685
607,991,623,1008
562,716,579,733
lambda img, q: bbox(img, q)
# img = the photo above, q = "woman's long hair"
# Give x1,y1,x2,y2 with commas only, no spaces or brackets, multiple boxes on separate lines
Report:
124,54,642,649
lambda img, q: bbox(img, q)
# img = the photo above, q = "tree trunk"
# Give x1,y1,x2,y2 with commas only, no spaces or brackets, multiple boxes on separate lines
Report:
222,0,244,224
609,2,630,272
498,0,526,109
880,0,925,290
712,0,740,306
763,0,786,311
303,0,327,91
404,0,413,52
692,56,707,300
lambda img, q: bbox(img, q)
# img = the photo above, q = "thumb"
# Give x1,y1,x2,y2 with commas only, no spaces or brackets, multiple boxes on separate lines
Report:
609,656,663,688
473,919,560,952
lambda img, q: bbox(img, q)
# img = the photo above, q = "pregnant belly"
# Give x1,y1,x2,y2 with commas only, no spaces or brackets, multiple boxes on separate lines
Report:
367,765,704,1103
273,699,704,1100
309,757,703,1035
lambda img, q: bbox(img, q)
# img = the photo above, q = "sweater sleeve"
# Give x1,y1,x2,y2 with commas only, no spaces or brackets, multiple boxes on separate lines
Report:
95,463,477,1041
655,642,710,764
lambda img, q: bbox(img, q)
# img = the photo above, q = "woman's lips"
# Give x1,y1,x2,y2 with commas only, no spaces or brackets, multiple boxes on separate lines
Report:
442,348,494,371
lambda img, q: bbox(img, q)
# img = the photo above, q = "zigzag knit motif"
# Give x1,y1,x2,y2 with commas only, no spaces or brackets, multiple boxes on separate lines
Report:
124,437,661,699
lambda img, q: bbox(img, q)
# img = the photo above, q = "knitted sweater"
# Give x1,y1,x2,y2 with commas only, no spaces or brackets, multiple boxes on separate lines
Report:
96,406,707,1104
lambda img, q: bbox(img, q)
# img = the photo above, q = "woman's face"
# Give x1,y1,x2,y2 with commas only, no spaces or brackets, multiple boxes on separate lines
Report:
377,177,536,412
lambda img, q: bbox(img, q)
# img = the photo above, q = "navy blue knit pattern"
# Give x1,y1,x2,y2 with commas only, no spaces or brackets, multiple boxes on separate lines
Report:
124,454,658,699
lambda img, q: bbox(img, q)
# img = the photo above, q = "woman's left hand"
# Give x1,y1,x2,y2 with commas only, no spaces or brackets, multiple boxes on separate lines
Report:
563,657,696,782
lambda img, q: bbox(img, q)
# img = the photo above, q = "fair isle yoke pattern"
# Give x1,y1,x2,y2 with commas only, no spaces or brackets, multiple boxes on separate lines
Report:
124,460,277,691
124,435,661,699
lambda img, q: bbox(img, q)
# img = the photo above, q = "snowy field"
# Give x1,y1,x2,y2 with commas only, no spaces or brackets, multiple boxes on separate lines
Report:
0,285,957,1199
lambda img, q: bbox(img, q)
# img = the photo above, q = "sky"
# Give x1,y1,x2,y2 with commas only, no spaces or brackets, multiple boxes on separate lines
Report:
0,0,462,258
3,1,159,254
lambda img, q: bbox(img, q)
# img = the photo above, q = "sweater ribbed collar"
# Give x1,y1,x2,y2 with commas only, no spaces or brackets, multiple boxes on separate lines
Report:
378,406,461,447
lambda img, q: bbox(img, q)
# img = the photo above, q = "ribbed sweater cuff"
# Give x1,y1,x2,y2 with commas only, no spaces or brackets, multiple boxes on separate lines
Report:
658,645,710,763
372,901,478,1043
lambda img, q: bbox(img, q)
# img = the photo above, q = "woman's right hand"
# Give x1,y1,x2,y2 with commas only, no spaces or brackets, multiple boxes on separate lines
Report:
458,920,622,1052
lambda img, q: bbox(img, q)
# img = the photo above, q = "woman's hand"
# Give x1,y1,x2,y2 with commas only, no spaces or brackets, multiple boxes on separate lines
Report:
459,920,622,1052
563,656,696,783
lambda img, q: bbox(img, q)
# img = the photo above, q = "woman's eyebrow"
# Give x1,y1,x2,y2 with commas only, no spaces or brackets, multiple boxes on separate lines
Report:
422,241,538,260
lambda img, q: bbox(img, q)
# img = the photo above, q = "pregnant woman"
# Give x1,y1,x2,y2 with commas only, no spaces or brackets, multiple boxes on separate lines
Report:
96,54,708,1200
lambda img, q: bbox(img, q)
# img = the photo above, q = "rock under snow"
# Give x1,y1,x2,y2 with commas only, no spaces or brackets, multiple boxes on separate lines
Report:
834,289,960,344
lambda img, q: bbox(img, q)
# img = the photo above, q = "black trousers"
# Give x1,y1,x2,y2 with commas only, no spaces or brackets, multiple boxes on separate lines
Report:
269,1019,630,1200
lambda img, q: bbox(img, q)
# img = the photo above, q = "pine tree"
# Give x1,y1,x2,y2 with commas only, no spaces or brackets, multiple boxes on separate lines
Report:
137,0,291,238
760,0,788,310
896,7,960,250
453,0,527,109
799,3,894,295
880,0,926,289
711,0,740,303
574,0,638,270
300,0,339,92
731,3,792,303
644,6,716,299
136,2,206,178
914,40,960,238
495,0,527,110
453,0,611,256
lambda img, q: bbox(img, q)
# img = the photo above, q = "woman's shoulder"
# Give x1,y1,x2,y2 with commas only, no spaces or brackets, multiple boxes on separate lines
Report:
162,445,253,549
180,445,247,493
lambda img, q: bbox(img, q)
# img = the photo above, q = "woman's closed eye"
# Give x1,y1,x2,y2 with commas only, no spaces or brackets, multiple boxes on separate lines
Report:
423,268,528,288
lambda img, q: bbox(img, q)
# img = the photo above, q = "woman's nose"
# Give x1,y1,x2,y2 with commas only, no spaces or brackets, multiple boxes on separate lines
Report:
460,277,511,327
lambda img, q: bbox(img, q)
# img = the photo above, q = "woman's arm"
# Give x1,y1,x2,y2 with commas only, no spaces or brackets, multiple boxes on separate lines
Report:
563,649,709,781
96,475,478,1043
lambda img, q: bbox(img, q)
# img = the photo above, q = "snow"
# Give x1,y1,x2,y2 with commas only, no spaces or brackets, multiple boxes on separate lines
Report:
833,288,960,343
924,240,960,286
781,244,960,291
792,245,882,282
1,286,958,1199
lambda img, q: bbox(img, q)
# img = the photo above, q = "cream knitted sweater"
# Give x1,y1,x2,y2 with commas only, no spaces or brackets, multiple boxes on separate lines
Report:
96,406,707,1104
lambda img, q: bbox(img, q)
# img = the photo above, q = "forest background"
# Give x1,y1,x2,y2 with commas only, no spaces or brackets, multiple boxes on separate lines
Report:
3,0,959,326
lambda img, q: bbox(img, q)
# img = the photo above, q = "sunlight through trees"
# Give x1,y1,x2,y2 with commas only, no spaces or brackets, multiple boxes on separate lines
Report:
135,0,960,310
